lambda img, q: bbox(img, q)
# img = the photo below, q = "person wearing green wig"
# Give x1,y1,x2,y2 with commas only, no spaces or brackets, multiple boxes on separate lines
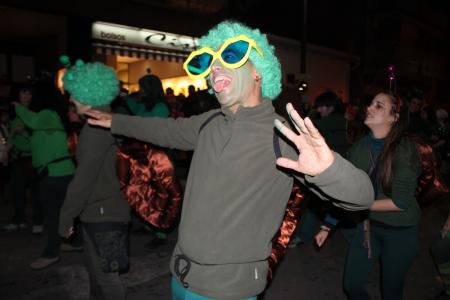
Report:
58,59,130,300
86,20,374,299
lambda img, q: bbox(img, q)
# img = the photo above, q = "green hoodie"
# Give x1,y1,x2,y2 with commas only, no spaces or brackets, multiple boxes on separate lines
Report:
15,105,75,177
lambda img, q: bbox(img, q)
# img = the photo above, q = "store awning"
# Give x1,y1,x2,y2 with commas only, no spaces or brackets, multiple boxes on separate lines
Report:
93,41,189,62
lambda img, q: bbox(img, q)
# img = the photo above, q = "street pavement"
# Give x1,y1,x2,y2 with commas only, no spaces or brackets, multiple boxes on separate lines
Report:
0,196,448,300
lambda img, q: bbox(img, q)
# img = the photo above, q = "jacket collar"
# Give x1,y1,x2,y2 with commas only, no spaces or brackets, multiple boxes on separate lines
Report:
220,99,273,121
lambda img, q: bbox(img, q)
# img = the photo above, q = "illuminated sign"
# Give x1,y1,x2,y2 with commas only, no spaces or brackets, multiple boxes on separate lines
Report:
92,21,199,52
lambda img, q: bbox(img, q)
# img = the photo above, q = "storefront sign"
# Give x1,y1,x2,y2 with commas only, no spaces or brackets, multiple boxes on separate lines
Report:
92,21,199,52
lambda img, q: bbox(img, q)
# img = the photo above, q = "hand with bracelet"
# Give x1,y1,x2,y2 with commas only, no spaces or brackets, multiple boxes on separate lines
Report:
315,225,332,248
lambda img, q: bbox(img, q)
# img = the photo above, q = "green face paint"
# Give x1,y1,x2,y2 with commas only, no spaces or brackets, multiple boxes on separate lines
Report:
209,60,254,111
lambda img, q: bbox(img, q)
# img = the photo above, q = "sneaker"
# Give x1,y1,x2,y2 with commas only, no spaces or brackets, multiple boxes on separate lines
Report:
3,223,18,231
145,236,168,250
32,225,43,234
30,257,60,270
60,243,83,252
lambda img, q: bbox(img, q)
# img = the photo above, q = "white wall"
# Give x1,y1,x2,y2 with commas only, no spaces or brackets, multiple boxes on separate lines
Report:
269,35,355,104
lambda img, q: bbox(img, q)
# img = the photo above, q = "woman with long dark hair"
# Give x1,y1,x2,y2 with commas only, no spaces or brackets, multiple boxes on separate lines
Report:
342,92,422,299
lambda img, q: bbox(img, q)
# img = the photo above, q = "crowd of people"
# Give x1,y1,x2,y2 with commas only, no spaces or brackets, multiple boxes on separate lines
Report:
0,20,449,300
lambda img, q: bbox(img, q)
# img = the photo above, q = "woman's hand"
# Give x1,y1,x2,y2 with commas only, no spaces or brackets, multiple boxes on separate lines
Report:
275,103,334,176
85,110,113,128
315,226,331,247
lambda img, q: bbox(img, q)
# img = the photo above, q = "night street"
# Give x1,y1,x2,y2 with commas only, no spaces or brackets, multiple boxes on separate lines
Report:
1,197,447,300
1,1,450,300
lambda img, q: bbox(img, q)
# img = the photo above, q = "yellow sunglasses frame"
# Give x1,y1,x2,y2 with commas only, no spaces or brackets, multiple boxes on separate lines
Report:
183,34,264,80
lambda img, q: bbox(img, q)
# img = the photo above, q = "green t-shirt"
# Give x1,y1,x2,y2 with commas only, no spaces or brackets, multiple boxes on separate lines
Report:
15,105,75,177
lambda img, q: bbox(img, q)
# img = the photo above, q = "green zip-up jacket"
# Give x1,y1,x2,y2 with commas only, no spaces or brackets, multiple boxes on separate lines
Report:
15,105,75,177
348,135,422,227
111,100,374,299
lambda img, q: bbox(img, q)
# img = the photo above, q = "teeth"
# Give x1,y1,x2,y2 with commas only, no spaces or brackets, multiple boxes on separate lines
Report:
214,75,227,83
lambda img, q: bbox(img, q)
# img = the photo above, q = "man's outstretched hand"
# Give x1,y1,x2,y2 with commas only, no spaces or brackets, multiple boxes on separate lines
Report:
85,110,113,128
275,103,334,176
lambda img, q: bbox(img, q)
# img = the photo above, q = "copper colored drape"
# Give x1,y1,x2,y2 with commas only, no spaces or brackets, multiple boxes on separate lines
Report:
410,135,449,206
267,183,305,282
117,140,182,229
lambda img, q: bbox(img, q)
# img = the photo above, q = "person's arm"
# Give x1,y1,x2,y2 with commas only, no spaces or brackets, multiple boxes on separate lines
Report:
275,103,374,211
370,199,402,211
372,140,421,212
58,126,113,237
86,109,220,151
15,105,63,131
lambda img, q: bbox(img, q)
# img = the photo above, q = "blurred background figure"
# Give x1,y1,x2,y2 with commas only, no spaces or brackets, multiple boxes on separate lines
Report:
0,106,11,202
114,72,182,251
3,86,40,233
289,91,350,248
14,79,76,270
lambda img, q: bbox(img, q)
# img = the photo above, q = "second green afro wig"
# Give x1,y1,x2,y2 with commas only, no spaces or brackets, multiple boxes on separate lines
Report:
199,20,282,100
62,60,119,107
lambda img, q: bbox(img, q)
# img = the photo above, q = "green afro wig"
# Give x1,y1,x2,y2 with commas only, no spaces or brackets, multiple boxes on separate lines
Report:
199,20,281,100
62,60,119,107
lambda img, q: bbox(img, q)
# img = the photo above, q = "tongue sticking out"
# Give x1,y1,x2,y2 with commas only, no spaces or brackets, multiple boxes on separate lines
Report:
213,79,231,93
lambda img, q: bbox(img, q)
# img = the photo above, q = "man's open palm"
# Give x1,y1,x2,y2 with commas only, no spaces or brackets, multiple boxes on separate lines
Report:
275,103,334,176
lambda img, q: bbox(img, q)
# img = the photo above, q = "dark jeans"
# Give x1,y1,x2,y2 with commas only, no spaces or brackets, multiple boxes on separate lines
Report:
10,157,41,225
83,228,126,300
40,175,73,258
343,223,419,300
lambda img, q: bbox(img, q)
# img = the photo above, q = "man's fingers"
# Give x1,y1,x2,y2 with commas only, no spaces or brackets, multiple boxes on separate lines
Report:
276,157,298,170
274,119,300,146
287,103,308,134
304,117,322,139
87,119,110,128
84,109,103,119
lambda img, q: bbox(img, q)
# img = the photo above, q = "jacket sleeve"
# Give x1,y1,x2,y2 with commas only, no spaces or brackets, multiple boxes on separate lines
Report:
15,106,63,131
111,110,220,151
58,126,114,236
302,153,374,210
390,140,422,209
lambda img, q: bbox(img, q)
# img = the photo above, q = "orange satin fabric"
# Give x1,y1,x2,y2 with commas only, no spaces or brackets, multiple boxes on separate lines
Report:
66,131,78,160
117,140,183,229
410,135,449,205
267,182,305,282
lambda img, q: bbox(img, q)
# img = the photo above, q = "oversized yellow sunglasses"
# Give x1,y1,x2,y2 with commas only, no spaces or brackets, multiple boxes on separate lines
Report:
183,35,264,80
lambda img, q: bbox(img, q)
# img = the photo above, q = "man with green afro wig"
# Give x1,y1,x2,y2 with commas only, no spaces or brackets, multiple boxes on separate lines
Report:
86,20,374,300
59,59,130,300
197,20,281,100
